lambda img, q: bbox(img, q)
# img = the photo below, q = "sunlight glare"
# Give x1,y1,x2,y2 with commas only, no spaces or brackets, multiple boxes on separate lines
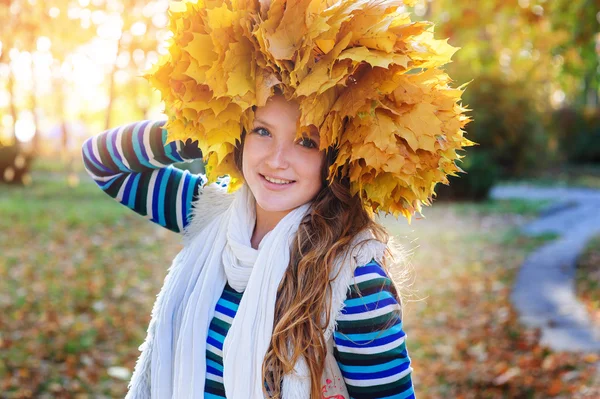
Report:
131,21,147,36
518,0,530,7
70,52,105,85
115,70,129,85
132,49,145,66
92,10,107,25
15,113,36,143
9,2,20,15
32,52,53,94
97,14,123,40
84,38,118,66
68,6,81,20
414,1,427,17
551,90,566,109
37,37,52,52
156,0,169,13
116,52,130,69
0,90,9,108
144,51,159,71
152,13,168,28
11,52,33,87
8,48,19,61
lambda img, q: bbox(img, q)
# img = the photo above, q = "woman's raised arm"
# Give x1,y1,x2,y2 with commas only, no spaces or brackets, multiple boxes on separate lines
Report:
81,120,207,234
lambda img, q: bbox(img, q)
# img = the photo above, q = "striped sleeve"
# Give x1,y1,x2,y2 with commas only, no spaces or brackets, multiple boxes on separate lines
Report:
334,259,415,399
81,120,207,233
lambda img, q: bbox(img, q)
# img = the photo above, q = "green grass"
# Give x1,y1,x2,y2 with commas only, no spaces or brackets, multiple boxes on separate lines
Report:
451,198,557,217
500,164,600,189
0,176,135,232
29,153,86,173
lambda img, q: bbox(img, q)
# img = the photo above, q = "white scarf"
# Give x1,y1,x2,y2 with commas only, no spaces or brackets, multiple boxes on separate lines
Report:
126,181,389,399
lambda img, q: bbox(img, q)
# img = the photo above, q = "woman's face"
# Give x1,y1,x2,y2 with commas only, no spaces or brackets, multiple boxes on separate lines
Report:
242,94,326,216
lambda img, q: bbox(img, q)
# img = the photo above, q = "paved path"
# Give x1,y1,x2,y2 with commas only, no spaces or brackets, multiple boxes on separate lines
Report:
490,185,600,352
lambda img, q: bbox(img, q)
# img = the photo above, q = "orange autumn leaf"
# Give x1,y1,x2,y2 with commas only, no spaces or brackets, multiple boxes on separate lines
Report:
145,0,475,219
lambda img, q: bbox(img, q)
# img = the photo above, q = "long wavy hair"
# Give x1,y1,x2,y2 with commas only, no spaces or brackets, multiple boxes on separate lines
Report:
233,114,407,398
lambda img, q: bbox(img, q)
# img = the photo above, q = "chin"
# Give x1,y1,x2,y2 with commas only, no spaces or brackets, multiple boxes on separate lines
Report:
255,196,298,213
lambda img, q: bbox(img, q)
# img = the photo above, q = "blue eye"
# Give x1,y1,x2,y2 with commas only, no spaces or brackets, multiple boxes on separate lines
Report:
298,137,317,149
252,127,271,137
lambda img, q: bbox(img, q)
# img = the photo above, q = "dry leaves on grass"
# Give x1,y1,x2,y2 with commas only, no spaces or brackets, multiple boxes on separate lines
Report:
384,208,600,398
0,218,183,398
575,234,600,328
2,191,599,398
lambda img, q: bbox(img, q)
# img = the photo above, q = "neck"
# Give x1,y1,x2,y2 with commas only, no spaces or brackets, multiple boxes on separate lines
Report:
251,205,291,249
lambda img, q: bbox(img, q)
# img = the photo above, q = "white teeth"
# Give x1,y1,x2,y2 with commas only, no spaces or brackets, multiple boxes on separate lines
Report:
264,175,294,184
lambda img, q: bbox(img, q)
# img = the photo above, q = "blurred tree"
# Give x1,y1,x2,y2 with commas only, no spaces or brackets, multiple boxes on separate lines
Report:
0,0,99,182
410,0,594,196
423,0,570,108
545,0,600,107
0,0,167,184
0,0,46,183
105,0,168,129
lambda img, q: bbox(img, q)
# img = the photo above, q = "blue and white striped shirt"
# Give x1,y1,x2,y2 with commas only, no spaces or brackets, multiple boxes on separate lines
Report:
82,120,415,398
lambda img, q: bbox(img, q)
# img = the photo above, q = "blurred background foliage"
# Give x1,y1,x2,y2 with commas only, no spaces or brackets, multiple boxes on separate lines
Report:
422,0,600,199
0,0,169,184
0,0,598,193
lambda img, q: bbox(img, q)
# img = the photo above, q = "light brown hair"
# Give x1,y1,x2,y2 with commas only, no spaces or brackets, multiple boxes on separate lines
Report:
233,118,404,398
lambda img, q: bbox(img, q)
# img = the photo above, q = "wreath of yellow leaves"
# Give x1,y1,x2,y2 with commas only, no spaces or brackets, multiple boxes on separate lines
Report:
146,0,475,222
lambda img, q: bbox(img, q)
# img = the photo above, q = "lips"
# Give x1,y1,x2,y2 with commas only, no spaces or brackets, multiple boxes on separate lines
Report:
260,174,296,184
259,174,296,190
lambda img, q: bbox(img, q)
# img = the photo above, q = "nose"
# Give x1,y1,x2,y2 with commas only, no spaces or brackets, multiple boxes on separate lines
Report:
265,142,290,170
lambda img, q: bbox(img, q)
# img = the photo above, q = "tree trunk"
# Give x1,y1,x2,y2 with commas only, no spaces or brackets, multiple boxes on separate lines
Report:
7,68,18,144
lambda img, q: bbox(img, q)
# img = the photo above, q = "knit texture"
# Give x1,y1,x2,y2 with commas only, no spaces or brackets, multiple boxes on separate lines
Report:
82,120,415,398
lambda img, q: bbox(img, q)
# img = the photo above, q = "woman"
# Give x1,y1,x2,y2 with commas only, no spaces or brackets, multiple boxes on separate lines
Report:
82,93,414,398
82,1,472,397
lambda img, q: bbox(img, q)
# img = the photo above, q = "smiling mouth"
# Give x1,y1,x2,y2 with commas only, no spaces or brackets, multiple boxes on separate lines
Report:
260,174,296,185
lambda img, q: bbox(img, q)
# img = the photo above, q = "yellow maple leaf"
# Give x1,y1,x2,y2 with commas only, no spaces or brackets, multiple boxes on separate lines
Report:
361,109,398,152
146,0,475,220
223,41,254,97
338,47,411,69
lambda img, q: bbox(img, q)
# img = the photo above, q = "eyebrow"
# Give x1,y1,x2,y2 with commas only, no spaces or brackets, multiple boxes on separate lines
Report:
253,118,275,130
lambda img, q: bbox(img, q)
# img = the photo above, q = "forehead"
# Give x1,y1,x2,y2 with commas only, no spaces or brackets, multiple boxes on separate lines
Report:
253,96,320,138
255,95,300,118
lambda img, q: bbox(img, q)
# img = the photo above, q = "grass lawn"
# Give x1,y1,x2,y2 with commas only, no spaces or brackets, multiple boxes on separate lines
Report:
0,169,599,398
500,164,600,189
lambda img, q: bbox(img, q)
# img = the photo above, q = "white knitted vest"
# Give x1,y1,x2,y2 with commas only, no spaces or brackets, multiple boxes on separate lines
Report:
125,183,388,398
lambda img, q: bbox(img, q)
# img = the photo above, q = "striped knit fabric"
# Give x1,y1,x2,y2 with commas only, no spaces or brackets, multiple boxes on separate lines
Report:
334,262,414,398
81,120,207,233
204,283,243,399
82,120,415,398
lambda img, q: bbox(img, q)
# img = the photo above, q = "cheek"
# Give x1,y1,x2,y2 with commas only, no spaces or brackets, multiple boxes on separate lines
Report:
300,154,326,187
241,139,259,177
